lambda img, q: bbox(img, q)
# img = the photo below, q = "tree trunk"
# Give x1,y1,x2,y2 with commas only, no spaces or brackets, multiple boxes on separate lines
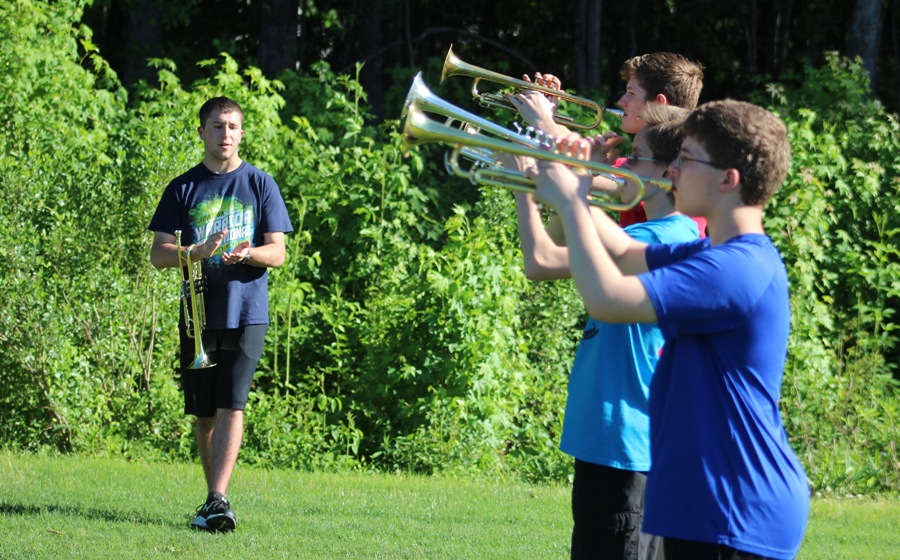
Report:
123,0,164,85
847,0,884,91
742,0,759,75
775,0,794,77
574,0,602,93
585,0,602,92
893,0,900,109
358,0,385,121
258,0,300,77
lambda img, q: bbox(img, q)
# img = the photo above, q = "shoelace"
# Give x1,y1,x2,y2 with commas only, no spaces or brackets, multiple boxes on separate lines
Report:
203,497,229,512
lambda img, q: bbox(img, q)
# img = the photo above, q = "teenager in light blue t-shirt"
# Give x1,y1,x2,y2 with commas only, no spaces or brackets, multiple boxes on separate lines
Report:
531,100,809,560
512,104,697,560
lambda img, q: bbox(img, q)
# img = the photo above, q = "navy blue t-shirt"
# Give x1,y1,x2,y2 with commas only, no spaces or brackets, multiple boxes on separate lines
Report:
149,161,293,329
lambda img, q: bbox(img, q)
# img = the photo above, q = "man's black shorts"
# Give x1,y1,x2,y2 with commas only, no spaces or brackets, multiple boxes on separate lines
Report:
179,325,267,417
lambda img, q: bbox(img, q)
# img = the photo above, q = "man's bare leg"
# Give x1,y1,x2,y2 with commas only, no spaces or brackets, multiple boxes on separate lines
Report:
208,408,244,495
193,409,243,531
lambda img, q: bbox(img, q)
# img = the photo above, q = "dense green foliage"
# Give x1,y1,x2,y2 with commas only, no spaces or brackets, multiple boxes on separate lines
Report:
1,0,898,494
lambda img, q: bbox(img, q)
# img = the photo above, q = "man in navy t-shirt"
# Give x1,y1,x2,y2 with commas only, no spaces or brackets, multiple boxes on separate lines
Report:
530,100,809,560
149,96,293,532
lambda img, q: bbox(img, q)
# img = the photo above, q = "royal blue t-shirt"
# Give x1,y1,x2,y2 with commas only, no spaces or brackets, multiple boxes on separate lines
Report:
638,234,809,559
149,161,293,329
560,214,699,471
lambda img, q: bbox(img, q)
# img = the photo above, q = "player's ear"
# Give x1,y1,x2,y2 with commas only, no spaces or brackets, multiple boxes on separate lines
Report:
655,93,669,105
719,168,741,192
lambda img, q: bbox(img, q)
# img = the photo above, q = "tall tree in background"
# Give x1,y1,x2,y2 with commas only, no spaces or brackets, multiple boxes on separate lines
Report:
575,0,603,93
847,0,885,90
258,0,300,77
124,0,164,85
359,0,385,120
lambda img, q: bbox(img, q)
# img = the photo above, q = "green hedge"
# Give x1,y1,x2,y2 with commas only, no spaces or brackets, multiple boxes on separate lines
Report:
1,1,897,494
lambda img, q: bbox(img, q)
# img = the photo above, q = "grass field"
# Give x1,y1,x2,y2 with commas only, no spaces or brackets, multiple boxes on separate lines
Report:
0,451,897,559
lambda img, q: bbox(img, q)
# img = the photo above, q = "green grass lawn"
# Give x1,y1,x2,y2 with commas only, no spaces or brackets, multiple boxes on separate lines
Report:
0,451,897,559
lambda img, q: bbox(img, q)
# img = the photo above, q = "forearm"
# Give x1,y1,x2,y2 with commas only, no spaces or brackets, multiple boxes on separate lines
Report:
514,193,571,280
589,207,648,274
557,201,654,323
242,242,285,268
149,242,183,270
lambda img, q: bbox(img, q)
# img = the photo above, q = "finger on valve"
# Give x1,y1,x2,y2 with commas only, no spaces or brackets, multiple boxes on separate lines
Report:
556,134,590,160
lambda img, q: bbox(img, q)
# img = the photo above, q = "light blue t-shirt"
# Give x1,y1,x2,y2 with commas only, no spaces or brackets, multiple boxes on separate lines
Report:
559,214,698,471
639,234,809,560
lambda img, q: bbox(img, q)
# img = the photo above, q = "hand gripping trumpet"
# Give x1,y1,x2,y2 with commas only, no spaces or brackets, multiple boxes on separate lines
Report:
402,73,671,211
441,45,623,131
174,230,215,369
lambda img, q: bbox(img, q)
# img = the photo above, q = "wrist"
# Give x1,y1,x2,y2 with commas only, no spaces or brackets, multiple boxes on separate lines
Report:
240,249,251,265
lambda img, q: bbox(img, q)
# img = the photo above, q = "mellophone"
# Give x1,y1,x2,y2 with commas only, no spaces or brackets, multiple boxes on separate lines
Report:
401,47,672,211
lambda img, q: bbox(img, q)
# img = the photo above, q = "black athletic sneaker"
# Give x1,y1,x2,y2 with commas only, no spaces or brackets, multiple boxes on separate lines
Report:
191,492,236,532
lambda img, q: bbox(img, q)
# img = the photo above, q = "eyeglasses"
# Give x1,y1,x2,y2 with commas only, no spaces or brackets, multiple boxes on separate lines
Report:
675,152,724,169
624,155,657,165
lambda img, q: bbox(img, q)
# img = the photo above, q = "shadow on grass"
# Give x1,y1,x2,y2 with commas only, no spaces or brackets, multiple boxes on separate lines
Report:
0,501,187,529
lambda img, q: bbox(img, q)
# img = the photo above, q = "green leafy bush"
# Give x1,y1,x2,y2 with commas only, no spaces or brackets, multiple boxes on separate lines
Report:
1,3,897,496
756,53,900,494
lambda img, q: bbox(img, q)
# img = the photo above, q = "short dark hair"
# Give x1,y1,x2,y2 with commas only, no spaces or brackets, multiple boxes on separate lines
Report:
683,100,791,206
640,104,690,203
620,53,704,110
198,96,243,128
641,103,690,165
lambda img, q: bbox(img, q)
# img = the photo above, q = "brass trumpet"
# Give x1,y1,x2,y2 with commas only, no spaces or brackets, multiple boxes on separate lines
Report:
441,45,623,131
403,74,671,211
175,230,215,370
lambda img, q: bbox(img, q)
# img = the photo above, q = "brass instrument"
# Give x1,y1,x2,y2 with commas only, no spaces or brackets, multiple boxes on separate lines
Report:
441,45,623,131
174,230,215,369
402,74,671,211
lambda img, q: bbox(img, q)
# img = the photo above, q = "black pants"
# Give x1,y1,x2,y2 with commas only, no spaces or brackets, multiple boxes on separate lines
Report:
663,538,775,560
570,460,659,560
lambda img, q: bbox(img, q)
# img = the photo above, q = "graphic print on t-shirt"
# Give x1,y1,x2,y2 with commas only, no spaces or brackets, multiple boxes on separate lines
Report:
189,195,255,267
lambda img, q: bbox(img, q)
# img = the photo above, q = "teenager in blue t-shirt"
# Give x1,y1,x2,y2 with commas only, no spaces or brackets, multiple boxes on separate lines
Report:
511,105,697,559
149,96,293,532
530,100,809,560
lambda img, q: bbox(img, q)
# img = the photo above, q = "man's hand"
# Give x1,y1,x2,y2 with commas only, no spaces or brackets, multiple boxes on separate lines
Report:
531,134,594,211
507,71,566,135
193,229,228,261
222,240,251,266
586,131,628,165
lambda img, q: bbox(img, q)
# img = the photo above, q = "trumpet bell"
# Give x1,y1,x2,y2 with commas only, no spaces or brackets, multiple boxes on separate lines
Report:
189,349,216,370
440,45,622,130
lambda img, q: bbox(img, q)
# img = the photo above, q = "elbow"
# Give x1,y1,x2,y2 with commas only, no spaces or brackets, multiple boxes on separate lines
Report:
522,260,545,281
586,305,620,323
269,251,286,268
149,253,165,270
584,302,637,324
521,256,560,281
